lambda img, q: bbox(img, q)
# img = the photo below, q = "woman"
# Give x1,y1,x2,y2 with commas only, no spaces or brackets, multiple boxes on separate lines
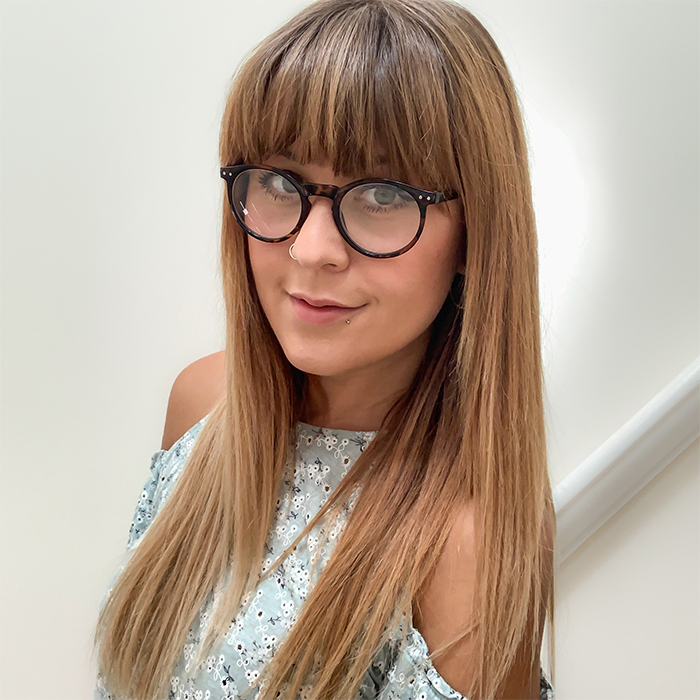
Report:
95,0,556,698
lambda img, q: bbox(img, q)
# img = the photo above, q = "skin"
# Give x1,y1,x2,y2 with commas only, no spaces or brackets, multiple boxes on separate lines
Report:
160,154,547,698
246,154,464,430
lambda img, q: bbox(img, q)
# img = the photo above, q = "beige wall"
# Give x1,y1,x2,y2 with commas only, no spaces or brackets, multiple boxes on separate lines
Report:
1,1,698,698
554,438,699,699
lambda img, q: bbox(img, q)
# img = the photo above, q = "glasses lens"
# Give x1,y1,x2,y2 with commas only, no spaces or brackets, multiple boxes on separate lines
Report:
339,183,420,255
231,168,302,240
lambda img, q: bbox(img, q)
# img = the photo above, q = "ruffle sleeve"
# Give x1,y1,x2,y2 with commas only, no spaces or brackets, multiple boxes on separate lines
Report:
94,416,210,700
126,415,209,550
377,626,554,700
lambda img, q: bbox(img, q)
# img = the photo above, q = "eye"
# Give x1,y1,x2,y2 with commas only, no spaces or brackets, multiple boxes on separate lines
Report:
367,185,399,206
353,183,413,211
259,171,298,197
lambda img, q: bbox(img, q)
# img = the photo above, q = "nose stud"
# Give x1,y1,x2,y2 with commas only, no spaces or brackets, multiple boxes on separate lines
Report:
289,243,297,260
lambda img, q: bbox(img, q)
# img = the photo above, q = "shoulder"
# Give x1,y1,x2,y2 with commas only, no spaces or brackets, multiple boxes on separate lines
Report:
160,350,226,450
412,501,555,698
412,501,478,692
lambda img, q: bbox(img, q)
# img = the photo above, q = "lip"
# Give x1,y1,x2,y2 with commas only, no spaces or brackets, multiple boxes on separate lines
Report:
288,293,363,325
291,293,355,309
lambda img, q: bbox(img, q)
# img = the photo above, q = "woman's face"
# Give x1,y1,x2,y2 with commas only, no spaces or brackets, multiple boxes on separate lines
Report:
247,154,464,382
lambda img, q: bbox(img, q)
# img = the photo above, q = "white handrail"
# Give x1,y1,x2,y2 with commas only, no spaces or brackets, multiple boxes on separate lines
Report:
553,357,700,563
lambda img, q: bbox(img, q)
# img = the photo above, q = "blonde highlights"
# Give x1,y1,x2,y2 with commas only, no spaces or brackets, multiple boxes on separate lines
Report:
95,1,555,698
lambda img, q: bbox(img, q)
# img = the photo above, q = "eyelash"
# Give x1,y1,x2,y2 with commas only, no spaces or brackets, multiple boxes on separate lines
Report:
258,172,296,201
258,169,415,213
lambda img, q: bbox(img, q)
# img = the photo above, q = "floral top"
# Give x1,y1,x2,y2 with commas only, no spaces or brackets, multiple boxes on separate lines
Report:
96,416,554,700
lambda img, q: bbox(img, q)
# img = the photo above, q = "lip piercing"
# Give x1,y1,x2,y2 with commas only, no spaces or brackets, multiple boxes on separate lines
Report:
289,243,297,260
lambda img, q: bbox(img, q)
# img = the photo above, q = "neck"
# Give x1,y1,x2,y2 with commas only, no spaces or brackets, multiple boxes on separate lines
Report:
301,332,429,432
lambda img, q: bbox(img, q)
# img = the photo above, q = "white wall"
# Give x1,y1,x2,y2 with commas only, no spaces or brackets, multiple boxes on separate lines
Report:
554,437,699,699
1,1,697,698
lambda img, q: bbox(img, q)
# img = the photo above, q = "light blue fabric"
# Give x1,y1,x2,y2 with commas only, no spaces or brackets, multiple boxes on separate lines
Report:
96,416,554,700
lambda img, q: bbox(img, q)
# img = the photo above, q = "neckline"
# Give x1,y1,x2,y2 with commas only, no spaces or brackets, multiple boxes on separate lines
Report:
194,413,378,442
296,421,377,440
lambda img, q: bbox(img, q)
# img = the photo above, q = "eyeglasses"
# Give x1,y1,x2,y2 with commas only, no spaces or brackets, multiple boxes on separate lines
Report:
220,164,459,258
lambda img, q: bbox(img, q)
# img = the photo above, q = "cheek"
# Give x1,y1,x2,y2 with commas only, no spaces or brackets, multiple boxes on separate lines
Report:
247,239,282,301
368,247,459,357
381,256,455,329
247,238,269,277
387,221,462,321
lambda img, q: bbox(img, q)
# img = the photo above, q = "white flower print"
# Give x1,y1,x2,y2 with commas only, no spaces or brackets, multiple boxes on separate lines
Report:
96,418,555,700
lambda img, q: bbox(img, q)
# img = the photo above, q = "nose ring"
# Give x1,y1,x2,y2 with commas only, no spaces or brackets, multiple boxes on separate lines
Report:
289,243,297,260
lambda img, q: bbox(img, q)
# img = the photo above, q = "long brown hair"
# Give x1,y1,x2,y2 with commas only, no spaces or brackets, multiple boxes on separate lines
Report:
95,1,555,698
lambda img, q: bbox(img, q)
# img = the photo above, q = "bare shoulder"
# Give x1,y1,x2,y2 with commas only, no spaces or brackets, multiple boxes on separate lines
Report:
412,500,478,694
161,350,226,450
413,501,555,698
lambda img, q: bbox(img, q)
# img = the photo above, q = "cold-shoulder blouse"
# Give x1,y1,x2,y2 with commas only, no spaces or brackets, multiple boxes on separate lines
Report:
95,416,554,700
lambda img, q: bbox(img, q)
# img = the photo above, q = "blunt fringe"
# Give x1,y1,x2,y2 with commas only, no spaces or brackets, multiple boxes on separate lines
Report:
95,1,556,698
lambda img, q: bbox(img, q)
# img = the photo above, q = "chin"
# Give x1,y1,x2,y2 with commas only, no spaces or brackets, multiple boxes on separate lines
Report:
284,354,345,378
280,339,356,377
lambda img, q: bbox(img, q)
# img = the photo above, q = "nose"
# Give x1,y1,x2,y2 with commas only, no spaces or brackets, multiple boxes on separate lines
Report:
289,196,351,271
